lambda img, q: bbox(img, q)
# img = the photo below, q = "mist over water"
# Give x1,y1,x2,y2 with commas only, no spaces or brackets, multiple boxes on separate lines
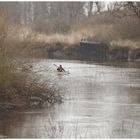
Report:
0,59,140,138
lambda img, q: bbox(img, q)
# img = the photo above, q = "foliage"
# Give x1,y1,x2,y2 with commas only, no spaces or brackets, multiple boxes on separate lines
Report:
0,10,59,110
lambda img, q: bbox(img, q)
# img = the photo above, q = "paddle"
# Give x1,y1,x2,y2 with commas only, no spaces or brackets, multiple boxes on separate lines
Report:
53,64,70,74
53,64,59,68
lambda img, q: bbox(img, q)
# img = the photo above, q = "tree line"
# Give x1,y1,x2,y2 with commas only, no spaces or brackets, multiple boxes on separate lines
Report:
0,2,139,34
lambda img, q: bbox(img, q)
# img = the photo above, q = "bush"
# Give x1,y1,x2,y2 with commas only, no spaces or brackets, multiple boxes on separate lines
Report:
0,10,61,110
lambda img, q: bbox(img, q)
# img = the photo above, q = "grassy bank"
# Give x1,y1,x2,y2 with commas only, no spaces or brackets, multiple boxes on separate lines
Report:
0,12,61,111
31,11,140,61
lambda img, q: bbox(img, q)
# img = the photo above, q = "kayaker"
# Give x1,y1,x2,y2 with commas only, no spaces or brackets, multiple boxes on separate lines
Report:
57,65,65,72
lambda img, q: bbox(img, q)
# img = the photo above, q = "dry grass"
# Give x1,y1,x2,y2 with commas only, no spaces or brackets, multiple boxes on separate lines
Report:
34,24,113,45
36,32,82,45
19,14,139,61
4,11,138,52
0,11,60,109
110,39,140,50
31,13,140,51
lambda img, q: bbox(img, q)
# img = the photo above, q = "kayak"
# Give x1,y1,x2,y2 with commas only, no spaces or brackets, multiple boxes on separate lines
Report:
53,64,70,75
57,71,70,75
57,72,65,75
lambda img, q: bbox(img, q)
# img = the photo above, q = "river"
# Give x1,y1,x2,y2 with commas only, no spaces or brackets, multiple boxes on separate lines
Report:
0,59,140,138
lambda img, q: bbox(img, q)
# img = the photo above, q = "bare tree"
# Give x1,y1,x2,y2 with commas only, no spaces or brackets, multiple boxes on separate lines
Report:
127,2,140,20
108,2,140,20
88,2,93,17
67,2,85,25
86,2,105,17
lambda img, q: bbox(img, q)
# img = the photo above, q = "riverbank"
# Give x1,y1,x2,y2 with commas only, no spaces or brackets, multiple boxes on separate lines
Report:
0,13,62,112
32,41,140,62
29,11,140,62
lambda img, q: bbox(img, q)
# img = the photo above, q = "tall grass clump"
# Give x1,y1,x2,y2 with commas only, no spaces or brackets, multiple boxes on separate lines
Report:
0,11,12,89
0,10,60,110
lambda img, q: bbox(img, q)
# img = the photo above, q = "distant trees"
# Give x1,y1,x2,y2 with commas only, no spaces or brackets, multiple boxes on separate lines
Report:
29,2,86,33
0,2,106,33
0,2,139,34
125,2,140,20
87,2,93,17
108,2,140,20
86,2,105,17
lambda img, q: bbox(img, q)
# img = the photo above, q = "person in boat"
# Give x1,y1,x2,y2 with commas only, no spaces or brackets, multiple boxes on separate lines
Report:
57,65,65,72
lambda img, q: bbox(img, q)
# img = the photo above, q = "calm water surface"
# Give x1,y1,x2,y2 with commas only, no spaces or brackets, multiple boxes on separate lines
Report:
0,59,140,138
